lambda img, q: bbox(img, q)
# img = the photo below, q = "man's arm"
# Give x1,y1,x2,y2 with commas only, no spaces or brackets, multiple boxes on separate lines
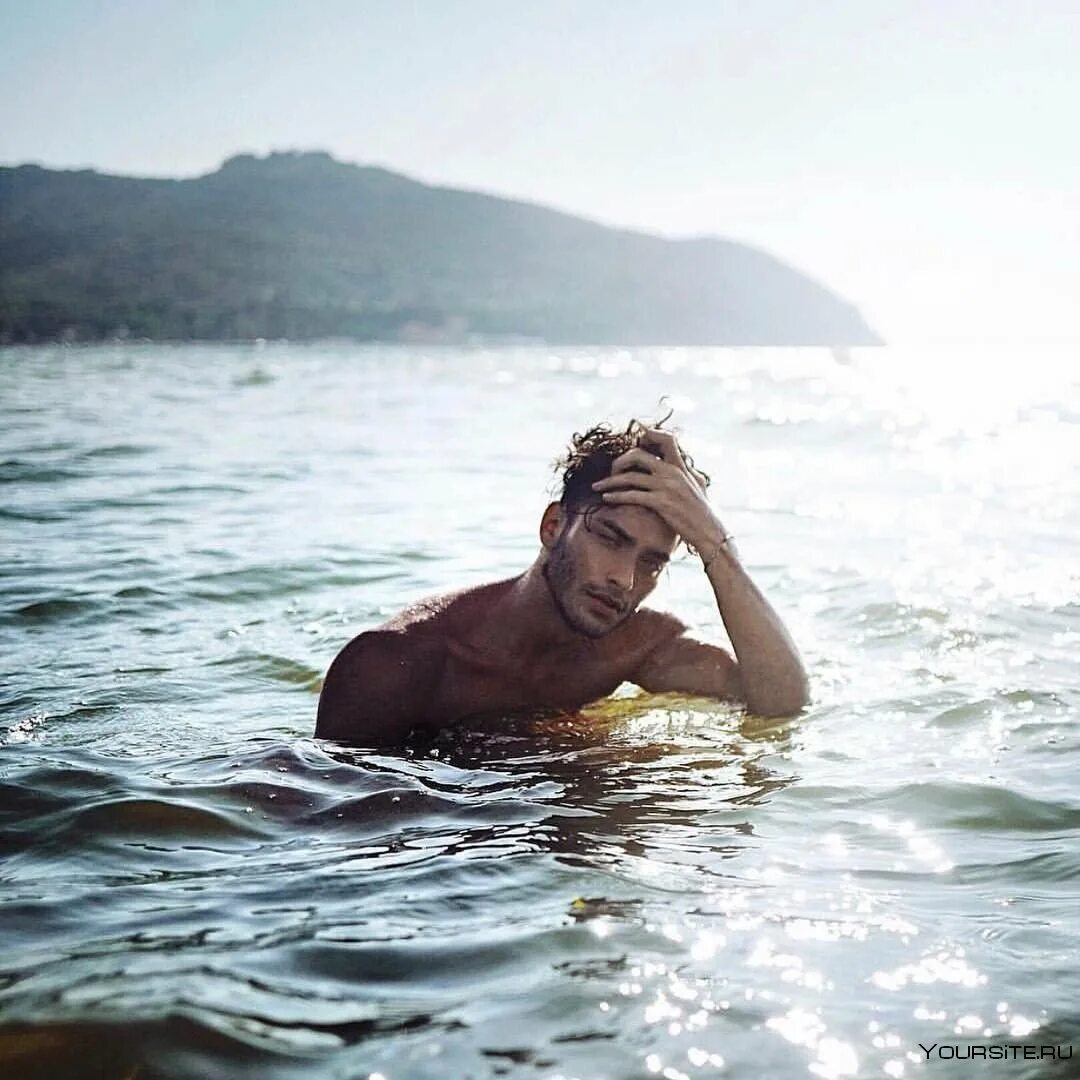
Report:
315,630,441,745
696,538,808,716
631,550,807,718
595,429,809,718
631,609,745,703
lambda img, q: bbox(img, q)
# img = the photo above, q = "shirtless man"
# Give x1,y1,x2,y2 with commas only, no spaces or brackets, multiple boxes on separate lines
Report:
316,421,809,745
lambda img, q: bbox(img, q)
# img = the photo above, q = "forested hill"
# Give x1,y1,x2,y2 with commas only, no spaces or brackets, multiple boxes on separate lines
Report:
0,151,880,345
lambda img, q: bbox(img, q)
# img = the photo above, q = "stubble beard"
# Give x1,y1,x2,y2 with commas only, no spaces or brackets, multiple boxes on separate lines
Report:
542,533,615,640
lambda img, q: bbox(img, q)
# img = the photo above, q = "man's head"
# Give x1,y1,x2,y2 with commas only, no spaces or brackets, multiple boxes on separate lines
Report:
537,420,707,638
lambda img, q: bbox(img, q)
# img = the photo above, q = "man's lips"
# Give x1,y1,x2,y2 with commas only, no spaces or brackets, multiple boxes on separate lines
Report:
584,589,624,614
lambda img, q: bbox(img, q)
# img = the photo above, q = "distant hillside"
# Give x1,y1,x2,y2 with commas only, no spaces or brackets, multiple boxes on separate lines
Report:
0,151,880,346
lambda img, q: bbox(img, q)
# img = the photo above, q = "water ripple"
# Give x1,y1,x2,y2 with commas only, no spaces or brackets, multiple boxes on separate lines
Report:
2,343,1078,1079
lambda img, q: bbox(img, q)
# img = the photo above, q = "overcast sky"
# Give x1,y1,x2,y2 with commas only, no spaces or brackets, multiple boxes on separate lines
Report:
3,0,1077,343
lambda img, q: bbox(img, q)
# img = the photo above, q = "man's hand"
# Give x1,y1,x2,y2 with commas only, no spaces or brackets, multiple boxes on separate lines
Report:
590,428,732,561
599,428,808,717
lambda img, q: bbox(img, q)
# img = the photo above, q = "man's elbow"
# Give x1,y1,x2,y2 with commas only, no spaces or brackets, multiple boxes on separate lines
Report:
746,677,810,719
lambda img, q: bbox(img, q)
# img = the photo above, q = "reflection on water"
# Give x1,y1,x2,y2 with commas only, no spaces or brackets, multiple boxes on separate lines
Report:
333,694,797,879
2,343,1079,1078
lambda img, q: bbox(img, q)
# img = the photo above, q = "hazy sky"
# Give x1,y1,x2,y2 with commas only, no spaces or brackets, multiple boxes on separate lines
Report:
3,0,1078,343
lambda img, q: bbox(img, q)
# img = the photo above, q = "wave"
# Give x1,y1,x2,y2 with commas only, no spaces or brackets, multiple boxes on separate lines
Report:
2,789,267,855
209,653,323,691
183,565,405,603
74,443,153,460
0,507,69,523
9,597,96,622
3,586,182,626
0,460,84,485
868,780,1080,832
0,1006,457,1080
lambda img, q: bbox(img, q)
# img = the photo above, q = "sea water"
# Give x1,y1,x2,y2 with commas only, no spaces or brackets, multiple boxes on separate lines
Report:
1,343,1078,1079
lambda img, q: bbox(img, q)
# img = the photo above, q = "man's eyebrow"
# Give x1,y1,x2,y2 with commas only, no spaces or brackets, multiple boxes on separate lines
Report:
595,516,670,564
596,517,634,543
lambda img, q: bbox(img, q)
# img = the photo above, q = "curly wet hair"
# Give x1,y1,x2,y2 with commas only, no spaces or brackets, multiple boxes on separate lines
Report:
554,415,710,513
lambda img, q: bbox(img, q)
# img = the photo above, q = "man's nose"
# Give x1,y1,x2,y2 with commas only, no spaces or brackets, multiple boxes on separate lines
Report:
606,557,635,592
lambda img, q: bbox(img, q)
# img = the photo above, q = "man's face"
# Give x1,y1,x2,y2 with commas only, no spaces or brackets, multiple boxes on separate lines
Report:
541,503,677,638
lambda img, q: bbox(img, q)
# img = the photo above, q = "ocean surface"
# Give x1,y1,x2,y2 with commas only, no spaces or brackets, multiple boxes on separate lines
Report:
1,342,1078,1080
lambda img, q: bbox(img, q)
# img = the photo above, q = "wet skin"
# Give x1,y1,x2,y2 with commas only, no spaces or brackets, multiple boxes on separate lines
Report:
317,429,809,746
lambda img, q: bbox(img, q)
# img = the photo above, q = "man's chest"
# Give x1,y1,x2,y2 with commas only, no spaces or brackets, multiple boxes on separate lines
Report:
430,649,628,721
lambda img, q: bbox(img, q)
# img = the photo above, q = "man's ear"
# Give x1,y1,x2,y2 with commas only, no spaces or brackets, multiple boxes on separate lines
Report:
539,502,564,550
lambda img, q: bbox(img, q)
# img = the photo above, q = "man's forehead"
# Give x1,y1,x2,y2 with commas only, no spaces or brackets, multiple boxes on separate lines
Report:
591,503,678,548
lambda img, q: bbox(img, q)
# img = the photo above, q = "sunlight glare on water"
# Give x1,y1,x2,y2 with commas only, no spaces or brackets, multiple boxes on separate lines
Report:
1,343,1078,1078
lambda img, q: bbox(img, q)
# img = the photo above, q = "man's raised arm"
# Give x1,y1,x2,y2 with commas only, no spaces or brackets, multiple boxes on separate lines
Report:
316,630,440,745
695,536,808,716
631,549,808,718
593,428,809,718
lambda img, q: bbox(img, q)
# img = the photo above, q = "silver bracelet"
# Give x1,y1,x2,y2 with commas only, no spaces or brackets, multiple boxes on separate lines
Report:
702,534,735,571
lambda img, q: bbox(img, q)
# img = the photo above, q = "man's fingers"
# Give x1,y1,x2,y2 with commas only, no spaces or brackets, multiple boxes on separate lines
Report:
638,428,681,463
593,480,653,497
611,447,665,474
688,465,709,492
592,472,655,492
599,488,658,507
641,429,709,493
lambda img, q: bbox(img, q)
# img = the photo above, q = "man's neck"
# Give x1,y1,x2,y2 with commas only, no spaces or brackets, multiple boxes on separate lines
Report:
470,561,592,662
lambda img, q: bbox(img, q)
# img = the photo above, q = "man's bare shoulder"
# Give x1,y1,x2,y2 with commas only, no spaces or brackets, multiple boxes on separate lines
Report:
315,627,441,743
381,578,515,635
624,606,743,703
616,606,688,652
315,579,515,744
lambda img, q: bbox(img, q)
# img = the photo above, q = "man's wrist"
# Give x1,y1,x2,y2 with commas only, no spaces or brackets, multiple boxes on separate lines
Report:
698,531,737,571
